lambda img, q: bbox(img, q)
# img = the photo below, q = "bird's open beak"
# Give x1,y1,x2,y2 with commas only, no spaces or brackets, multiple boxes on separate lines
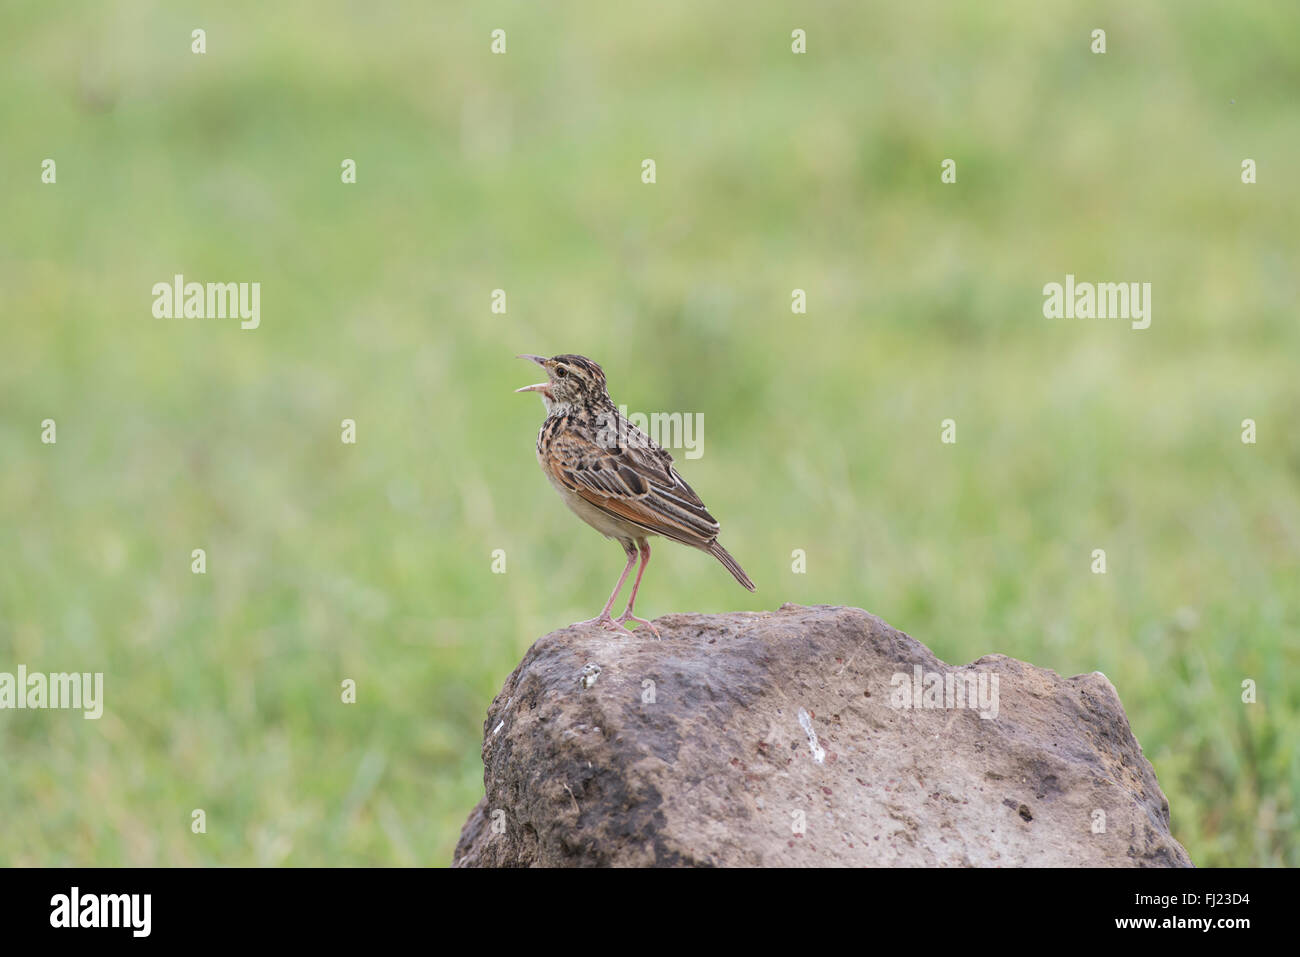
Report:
515,354,552,395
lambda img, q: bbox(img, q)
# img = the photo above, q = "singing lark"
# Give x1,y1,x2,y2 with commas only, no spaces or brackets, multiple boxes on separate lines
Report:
516,354,755,634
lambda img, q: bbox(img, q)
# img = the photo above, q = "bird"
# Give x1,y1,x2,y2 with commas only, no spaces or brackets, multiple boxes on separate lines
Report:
515,353,755,635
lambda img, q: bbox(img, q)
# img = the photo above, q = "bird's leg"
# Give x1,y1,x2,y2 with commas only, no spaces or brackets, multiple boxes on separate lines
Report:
616,541,660,637
575,543,638,632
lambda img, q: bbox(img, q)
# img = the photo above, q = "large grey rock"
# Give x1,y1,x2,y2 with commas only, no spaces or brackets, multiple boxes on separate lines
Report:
453,604,1191,867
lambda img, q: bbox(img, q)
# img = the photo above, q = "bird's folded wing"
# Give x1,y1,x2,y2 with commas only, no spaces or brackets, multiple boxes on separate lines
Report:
549,427,721,547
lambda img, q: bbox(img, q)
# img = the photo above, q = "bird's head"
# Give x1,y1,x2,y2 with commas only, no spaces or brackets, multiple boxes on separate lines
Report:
515,354,609,412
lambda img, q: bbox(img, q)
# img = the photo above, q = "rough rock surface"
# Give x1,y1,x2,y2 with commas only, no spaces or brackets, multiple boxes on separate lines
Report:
453,604,1192,867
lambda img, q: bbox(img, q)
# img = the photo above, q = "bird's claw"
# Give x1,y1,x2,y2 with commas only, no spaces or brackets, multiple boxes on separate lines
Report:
616,613,661,638
575,614,632,633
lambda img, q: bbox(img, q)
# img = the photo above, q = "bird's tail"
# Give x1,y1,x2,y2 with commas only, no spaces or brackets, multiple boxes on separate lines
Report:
708,541,756,592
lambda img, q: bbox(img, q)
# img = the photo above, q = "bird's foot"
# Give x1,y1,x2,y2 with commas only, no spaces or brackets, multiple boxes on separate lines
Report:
575,613,631,633
616,612,661,638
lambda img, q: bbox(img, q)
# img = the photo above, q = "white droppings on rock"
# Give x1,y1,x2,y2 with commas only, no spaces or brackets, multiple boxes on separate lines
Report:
798,707,825,764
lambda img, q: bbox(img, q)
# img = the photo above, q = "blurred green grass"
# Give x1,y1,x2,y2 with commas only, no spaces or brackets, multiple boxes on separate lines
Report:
1,0,1296,866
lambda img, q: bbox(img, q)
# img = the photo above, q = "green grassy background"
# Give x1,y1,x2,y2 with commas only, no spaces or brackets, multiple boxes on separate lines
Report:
1,0,1296,866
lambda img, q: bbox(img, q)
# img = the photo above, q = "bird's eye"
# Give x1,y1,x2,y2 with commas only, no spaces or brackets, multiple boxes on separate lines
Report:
554,366,568,378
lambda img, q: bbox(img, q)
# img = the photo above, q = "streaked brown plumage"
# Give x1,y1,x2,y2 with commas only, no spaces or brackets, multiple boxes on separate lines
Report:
516,353,754,634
